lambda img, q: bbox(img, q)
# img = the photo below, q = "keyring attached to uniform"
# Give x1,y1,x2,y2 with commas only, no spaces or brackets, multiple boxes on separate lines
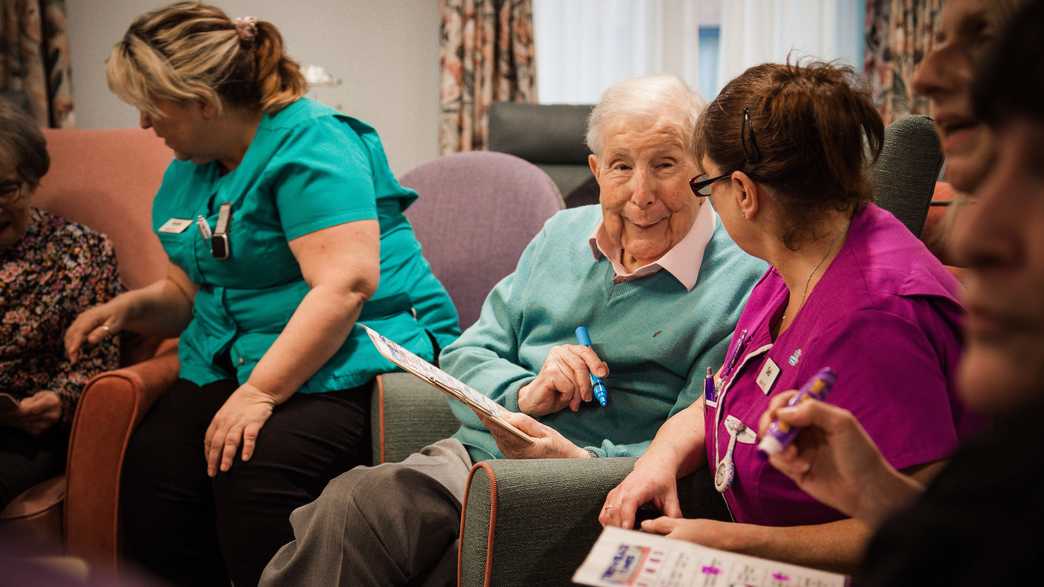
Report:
714,414,758,492
198,204,232,261
211,203,232,260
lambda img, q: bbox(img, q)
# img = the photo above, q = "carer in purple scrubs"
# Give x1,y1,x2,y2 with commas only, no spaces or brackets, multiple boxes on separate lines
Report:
600,61,972,573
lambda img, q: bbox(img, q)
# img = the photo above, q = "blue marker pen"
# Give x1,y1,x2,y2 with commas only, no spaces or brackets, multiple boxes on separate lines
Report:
575,326,608,407
758,367,837,457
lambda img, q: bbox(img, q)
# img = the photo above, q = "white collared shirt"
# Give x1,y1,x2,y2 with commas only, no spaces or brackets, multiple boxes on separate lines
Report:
587,201,717,291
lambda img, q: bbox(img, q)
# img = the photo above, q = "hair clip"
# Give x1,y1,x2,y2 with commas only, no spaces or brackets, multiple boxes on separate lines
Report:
234,16,258,42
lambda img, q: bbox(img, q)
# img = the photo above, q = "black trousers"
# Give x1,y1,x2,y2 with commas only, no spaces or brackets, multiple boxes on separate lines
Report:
120,378,372,586
0,425,66,510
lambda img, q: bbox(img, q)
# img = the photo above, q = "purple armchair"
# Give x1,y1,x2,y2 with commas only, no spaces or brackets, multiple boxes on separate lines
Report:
400,151,565,330
373,151,564,464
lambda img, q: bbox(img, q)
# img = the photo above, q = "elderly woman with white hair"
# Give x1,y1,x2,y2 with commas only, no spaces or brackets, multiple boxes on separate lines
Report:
260,75,766,586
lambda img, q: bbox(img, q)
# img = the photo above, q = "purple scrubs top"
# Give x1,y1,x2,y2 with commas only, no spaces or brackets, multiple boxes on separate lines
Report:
705,204,970,526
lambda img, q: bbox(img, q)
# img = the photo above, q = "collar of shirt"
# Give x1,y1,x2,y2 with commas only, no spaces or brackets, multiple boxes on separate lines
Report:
588,201,717,291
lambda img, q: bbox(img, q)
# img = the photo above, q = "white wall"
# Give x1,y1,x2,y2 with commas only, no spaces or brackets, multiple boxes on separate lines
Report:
66,0,440,174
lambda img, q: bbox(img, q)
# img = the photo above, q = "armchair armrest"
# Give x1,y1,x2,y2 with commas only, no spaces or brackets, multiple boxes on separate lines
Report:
458,457,635,586
371,373,460,464
458,458,728,586
63,343,180,569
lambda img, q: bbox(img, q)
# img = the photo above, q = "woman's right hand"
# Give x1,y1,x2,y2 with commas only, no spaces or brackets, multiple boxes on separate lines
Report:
64,296,137,363
758,391,898,521
517,344,608,417
599,461,682,529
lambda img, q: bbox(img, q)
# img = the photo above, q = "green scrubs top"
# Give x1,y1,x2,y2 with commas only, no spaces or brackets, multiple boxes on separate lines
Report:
152,98,459,393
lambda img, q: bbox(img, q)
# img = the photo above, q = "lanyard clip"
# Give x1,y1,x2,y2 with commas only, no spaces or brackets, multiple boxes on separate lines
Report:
211,203,232,260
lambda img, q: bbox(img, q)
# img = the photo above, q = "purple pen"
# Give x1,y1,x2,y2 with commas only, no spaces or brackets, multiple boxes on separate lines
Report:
723,329,748,377
704,367,716,402
757,367,837,457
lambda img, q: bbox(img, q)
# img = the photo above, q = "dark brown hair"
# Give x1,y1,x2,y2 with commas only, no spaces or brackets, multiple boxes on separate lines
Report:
107,2,307,117
696,61,884,248
0,99,49,188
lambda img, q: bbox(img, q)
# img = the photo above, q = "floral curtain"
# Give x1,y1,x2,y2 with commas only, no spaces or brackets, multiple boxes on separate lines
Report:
864,0,943,125
0,0,74,127
439,0,537,154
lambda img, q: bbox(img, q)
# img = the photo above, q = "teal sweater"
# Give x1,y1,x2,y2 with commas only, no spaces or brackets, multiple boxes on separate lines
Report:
441,205,766,462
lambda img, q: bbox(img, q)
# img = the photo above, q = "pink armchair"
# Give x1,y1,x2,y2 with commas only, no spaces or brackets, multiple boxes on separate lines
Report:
0,129,178,570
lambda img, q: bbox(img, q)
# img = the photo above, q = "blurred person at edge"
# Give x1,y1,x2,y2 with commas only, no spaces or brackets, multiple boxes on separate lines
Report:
915,0,1023,262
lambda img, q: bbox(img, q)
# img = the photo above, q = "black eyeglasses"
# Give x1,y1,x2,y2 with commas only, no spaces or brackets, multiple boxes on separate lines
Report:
689,106,762,198
689,172,731,197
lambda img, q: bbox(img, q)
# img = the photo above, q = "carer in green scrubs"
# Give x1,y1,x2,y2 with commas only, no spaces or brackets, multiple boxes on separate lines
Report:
65,4,459,585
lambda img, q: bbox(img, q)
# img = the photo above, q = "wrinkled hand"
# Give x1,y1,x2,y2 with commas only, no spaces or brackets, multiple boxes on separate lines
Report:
0,391,62,435
640,517,737,550
600,461,682,529
517,344,609,417
479,410,588,459
65,298,135,363
204,383,276,477
758,391,890,519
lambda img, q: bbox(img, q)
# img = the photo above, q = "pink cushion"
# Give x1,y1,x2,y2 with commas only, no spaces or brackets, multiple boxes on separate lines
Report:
32,129,174,289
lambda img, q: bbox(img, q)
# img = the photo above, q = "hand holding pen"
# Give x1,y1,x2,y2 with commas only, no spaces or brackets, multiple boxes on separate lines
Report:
757,386,920,526
575,326,609,407
517,334,609,417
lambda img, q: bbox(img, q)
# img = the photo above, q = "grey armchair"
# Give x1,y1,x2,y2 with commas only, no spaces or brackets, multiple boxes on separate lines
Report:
488,102,594,204
459,460,727,586
871,114,944,237
372,379,730,587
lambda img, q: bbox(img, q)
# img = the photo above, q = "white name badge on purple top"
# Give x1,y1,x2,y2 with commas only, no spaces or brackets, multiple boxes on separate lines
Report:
756,357,781,395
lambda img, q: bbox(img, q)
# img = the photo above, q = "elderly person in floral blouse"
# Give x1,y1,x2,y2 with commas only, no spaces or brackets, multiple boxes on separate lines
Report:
0,100,123,509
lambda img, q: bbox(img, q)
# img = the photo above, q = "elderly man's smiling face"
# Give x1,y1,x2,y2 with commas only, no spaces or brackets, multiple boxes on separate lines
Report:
589,119,701,270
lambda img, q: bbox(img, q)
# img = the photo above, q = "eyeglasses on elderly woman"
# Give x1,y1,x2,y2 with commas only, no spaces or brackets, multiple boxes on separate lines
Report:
689,106,762,197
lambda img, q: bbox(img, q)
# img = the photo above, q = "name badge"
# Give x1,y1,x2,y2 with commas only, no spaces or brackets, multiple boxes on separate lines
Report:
159,218,193,234
755,357,781,395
